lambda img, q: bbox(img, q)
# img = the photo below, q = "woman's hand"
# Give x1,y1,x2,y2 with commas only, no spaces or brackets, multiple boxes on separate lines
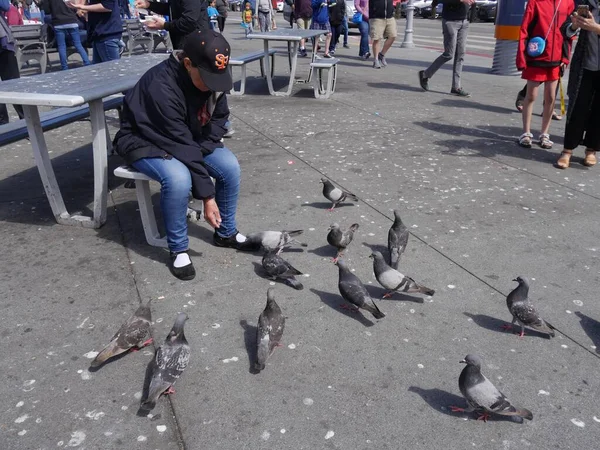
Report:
143,16,165,30
135,0,150,9
572,12,600,33
203,198,222,229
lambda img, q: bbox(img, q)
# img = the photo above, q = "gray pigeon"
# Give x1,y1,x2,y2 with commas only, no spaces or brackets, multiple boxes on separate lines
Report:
320,178,359,211
91,301,153,368
388,209,409,270
243,230,304,252
262,249,304,290
141,313,190,410
255,288,286,371
505,276,555,338
370,252,434,298
451,354,533,422
336,259,385,319
327,223,359,262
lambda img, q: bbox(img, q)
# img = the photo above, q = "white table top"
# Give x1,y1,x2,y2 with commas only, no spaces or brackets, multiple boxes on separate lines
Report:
0,54,168,107
248,28,326,41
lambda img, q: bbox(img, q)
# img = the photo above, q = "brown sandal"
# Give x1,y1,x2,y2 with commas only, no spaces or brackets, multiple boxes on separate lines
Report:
583,150,597,167
556,150,572,169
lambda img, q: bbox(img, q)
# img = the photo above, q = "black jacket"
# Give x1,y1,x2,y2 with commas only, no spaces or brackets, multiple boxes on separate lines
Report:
368,0,393,19
329,0,345,25
42,0,80,26
114,55,230,199
441,0,470,21
149,0,210,50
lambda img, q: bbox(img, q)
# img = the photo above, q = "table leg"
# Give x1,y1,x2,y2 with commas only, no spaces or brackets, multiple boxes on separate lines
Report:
287,41,292,71
262,40,276,96
282,41,299,96
89,99,109,228
306,34,320,84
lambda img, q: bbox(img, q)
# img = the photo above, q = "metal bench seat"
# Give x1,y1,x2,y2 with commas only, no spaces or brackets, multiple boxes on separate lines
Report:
309,58,339,99
229,49,277,96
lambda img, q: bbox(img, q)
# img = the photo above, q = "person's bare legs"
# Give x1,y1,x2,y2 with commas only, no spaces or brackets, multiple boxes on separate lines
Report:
324,33,332,56
540,80,558,136
372,39,381,61
522,80,541,135
381,36,395,55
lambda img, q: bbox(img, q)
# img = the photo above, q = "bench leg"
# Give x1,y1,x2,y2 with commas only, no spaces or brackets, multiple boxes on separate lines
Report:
89,99,109,228
228,65,246,96
23,105,70,224
135,180,168,248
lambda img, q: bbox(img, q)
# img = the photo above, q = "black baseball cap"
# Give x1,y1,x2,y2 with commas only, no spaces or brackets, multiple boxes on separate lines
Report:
183,30,233,92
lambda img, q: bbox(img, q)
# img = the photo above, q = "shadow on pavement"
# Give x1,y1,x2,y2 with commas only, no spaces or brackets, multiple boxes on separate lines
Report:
463,312,552,339
574,311,600,353
310,288,375,327
434,98,516,115
366,284,425,304
240,319,260,374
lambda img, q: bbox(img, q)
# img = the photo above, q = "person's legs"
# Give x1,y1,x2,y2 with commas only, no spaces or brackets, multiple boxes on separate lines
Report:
357,20,369,57
521,80,540,136
329,24,341,53
203,146,241,238
342,16,349,47
55,28,69,70
380,18,396,55
92,39,121,64
218,16,226,32
324,31,332,56
540,79,558,137
298,18,309,54
67,27,91,66
423,19,456,79
370,19,383,67
0,50,24,124
451,19,469,91
581,72,600,165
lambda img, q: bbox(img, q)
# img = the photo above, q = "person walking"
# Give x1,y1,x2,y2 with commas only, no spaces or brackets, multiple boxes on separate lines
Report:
556,1,600,168
295,0,312,56
515,0,574,149
255,0,273,32
354,0,369,59
310,0,332,57
418,0,475,96
368,0,395,68
67,0,122,63
0,0,24,125
43,0,91,70
328,0,344,55
215,0,227,31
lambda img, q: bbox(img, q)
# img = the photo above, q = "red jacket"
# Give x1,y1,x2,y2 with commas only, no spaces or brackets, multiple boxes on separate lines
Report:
516,0,574,70
5,4,23,25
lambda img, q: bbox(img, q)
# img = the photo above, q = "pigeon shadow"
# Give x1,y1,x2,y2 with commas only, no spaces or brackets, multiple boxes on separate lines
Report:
366,284,425,304
408,386,523,423
362,242,389,256
87,349,135,372
240,319,260,375
301,201,354,210
574,311,600,353
136,359,158,416
310,288,375,327
463,313,552,339
308,244,335,258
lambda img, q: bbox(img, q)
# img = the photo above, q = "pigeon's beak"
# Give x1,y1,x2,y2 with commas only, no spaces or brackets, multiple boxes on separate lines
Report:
459,359,466,364
512,278,518,282
368,254,374,259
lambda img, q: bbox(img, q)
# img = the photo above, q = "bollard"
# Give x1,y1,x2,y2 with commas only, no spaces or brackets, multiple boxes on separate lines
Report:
402,0,415,48
491,0,527,75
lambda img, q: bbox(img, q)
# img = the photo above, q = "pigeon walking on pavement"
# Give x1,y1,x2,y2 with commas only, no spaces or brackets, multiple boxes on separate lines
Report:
141,313,190,410
370,252,435,298
504,276,555,338
90,301,153,368
450,354,533,422
262,249,304,290
320,178,359,211
255,288,286,372
336,259,385,319
242,230,304,252
388,209,409,270
327,223,359,262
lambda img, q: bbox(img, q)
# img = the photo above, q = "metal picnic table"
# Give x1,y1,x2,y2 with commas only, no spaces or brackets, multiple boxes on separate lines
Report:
248,28,327,97
0,54,167,229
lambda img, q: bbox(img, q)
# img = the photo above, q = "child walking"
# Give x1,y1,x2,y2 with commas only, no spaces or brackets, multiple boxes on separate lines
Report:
516,0,574,149
242,1,253,36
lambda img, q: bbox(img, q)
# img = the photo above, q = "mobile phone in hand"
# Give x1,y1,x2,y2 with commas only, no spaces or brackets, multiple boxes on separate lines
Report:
577,4,590,18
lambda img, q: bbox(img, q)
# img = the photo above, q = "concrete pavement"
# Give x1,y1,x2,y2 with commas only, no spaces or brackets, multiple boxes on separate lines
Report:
1,18,599,450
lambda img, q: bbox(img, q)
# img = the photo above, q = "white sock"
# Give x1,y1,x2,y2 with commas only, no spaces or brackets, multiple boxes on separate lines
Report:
235,233,247,243
173,252,191,268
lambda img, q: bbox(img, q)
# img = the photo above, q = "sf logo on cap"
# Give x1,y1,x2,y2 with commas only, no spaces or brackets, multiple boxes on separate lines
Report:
215,54,229,70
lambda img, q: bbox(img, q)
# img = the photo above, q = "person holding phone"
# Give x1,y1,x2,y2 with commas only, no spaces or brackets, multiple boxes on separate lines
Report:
556,1,600,168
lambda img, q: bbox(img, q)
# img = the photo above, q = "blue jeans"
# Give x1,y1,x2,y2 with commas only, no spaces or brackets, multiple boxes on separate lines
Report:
131,147,241,253
357,20,370,57
342,16,348,45
92,38,121,64
55,26,91,70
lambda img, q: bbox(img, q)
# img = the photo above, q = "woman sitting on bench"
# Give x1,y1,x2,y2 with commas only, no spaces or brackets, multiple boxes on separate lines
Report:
114,30,251,281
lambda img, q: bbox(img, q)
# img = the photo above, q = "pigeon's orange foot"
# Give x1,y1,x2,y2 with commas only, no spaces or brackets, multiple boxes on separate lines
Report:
332,257,339,263
340,304,358,313
449,406,465,413
476,411,490,422
130,347,140,352
500,324,513,331
141,338,154,347
382,291,393,299
164,386,176,395
517,330,526,338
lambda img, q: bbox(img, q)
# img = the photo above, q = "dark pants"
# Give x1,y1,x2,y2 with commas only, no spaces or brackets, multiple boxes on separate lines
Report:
564,69,600,150
217,16,226,32
329,23,342,52
0,50,24,125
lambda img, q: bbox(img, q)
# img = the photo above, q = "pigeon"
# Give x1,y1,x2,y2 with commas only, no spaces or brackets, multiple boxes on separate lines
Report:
242,230,304,251
327,223,359,262
370,251,434,298
320,178,359,211
90,301,153,368
388,209,409,270
451,354,533,422
262,249,304,290
336,259,385,319
255,288,286,372
141,312,190,410
504,276,555,338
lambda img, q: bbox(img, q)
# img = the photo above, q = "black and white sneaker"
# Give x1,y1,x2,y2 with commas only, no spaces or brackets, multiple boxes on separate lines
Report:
169,251,196,281
214,231,260,251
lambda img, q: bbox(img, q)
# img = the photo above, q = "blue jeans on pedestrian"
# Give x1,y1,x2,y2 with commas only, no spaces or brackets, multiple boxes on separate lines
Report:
342,16,348,46
92,38,121,64
55,26,91,70
357,20,370,57
131,146,241,253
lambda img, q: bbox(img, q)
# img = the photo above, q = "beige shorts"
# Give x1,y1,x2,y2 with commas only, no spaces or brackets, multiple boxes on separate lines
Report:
369,18,397,40
296,17,311,30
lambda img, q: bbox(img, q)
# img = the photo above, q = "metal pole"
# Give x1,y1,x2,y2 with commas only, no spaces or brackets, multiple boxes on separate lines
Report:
401,0,415,48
